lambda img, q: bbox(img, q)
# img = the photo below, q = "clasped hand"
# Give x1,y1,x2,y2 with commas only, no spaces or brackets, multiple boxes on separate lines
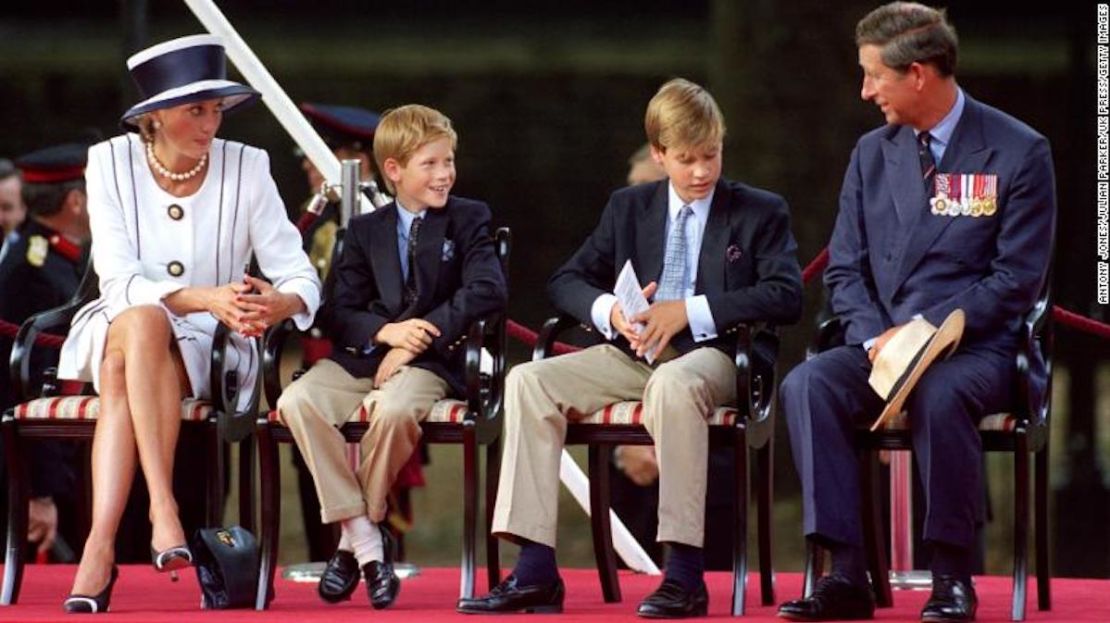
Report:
373,319,442,387
208,275,302,337
610,281,688,359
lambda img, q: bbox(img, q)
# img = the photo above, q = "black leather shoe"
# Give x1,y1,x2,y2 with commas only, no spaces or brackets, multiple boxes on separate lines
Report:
777,574,875,621
63,565,119,614
456,574,564,614
921,575,977,622
318,550,360,603
364,525,400,609
636,578,709,618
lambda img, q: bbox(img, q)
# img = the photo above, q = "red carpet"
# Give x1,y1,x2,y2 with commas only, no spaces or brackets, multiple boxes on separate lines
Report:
0,565,1106,622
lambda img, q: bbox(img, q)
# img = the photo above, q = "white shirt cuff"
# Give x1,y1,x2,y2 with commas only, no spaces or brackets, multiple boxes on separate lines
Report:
591,293,619,340
278,281,320,331
685,295,717,342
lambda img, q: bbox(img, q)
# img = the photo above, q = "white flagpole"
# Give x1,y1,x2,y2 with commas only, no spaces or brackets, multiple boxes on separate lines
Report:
560,451,661,574
183,0,340,186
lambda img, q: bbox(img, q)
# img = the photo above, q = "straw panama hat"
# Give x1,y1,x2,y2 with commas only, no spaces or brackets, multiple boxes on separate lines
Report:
868,309,966,431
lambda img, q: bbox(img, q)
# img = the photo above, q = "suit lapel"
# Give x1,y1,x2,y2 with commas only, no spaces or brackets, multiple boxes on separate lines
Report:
893,97,993,291
696,179,731,294
411,203,448,310
881,126,927,225
370,204,405,313
637,182,668,285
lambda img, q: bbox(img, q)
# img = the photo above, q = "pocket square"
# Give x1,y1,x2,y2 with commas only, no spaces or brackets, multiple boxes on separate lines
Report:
441,239,456,262
726,244,743,263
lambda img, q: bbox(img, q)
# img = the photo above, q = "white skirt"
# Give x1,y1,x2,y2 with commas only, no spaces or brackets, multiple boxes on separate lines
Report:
58,300,258,412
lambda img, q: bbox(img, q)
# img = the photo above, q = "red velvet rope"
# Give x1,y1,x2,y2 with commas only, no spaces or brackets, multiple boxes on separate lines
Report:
2,249,1108,351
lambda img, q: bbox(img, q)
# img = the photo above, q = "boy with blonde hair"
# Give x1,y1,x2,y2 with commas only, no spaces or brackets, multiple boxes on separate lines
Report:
459,79,802,618
279,104,507,609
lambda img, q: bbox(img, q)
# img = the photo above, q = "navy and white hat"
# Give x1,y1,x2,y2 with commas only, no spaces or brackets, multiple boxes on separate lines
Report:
120,34,260,132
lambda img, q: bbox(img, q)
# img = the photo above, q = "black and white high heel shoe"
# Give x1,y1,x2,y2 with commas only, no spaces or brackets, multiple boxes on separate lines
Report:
63,565,119,614
151,544,193,581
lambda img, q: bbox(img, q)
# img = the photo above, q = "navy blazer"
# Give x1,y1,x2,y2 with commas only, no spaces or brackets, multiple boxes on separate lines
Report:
548,178,803,358
326,196,508,395
825,94,1056,354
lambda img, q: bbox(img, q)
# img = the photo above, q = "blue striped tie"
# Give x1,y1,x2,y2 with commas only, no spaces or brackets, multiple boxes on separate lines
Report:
656,205,692,301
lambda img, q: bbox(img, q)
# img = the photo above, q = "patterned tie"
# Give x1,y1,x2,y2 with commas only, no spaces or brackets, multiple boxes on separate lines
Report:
918,131,937,194
656,205,693,301
403,216,423,306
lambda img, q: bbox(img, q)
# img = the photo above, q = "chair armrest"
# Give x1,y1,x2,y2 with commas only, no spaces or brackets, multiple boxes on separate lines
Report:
809,316,846,358
1014,292,1053,429
210,321,261,443
533,314,580,362
261,319,296,411
464,311,506,422
8,275,98,402
733,323,779,448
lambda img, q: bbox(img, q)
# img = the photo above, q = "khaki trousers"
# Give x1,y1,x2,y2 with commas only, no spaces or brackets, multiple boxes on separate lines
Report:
491,344,735,548
277,359,449,524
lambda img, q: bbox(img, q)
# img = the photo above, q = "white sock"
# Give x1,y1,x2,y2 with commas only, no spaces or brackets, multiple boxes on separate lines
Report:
337,530,352,553
341,515,383,567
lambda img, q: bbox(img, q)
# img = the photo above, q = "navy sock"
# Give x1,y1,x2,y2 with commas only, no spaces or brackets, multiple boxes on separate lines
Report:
828,541,869,587
512,540,558,586
663,543,704,591
929,541,974,585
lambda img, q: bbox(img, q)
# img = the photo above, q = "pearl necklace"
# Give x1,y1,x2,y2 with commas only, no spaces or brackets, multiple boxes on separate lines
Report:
146,142,207,182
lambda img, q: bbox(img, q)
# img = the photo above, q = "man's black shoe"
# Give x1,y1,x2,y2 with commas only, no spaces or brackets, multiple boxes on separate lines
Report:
364,525,400,609
456,574,564,614
318,550,360,603
777,574,875,621
921,575,977,622
636,578,709,618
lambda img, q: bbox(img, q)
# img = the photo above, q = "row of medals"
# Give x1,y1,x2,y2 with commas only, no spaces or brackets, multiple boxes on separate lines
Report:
928,173,997,217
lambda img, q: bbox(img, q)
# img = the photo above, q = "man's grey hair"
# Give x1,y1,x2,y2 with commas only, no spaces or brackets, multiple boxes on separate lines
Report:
856,2,958,77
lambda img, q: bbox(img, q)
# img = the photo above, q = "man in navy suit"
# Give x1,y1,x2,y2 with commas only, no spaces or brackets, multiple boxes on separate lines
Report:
278,104,507,609
459,78,802,618
778,4,1055,622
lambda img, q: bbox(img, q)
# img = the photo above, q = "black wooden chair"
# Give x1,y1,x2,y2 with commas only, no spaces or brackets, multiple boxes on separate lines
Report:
533,318,778,616
1,267,257,605
802,289,1053,621
253,227,511,610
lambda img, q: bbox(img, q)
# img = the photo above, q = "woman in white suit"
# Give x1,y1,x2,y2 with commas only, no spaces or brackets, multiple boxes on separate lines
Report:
57,35,321,613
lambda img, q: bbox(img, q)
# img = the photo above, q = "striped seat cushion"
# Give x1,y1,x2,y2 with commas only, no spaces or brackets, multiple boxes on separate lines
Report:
267,399,470,426
12,396,213,422
575,401,739,427
882,411,1018,433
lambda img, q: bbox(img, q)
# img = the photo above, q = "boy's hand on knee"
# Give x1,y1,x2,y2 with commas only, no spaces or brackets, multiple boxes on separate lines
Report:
375,319,441,354
374,347,417,388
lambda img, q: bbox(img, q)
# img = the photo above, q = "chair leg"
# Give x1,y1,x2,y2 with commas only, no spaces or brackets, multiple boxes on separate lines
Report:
731,428,750,616
1012,431,1030,621
484,437,502,591
238,434,255,534
206,421,225,527
802,540,824,598
860,449,892,608
255,424,280,611
756,441,775,606
588,443,621,603
459,425,479,600
1,420,27,605
1034,444,1050,611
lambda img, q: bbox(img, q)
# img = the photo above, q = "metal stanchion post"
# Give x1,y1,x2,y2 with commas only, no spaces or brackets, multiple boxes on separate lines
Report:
889,450,931,589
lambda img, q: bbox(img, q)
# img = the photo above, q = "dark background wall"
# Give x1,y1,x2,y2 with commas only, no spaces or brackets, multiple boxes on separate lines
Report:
0,1,1104,575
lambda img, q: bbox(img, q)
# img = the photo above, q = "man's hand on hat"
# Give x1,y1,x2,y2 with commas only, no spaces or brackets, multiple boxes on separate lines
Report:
868,324,903,364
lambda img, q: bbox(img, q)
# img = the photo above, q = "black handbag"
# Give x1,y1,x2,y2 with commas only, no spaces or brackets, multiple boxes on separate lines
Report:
191,525,262,609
